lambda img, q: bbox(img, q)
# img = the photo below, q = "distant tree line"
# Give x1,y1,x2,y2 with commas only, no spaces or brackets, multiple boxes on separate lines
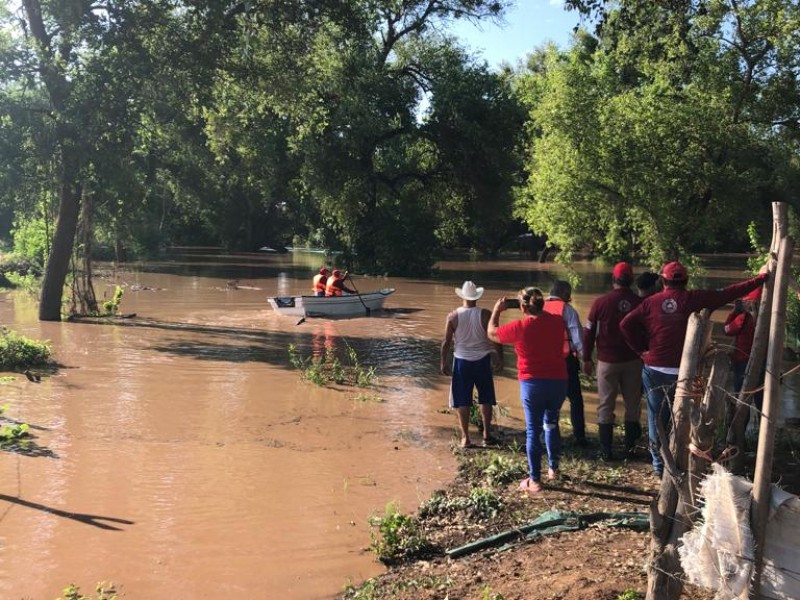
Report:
0,1,798,320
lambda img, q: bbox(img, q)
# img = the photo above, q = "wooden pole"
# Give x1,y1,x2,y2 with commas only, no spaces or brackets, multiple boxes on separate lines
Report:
748,234,794,599
646,311,710,600
687,351,731,518
727,202,787,472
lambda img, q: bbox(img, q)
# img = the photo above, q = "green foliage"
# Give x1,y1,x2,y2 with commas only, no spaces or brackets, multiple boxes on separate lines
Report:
343,578,379,600
514,1,800,267
420,486,504,520
11,216,49,267
482,454,527,486
102,286,124,317
3,271,40,295
56,582,117,600
481,586,506,600
0,327,51,371
0,422,30,444
368,502,430,563
616,590,643,600
288,343,377,388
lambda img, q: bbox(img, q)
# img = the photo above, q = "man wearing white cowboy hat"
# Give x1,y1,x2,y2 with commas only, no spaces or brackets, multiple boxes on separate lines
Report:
441,281,503,448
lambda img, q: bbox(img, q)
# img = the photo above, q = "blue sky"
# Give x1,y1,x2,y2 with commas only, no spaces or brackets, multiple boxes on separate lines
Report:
448,1,583,69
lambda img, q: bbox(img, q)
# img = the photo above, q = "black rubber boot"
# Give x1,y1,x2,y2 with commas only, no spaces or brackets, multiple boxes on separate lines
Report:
624,421,642,458
598,423,614,460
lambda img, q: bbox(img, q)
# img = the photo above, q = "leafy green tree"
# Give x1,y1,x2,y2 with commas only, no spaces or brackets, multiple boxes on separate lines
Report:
514,2,800,268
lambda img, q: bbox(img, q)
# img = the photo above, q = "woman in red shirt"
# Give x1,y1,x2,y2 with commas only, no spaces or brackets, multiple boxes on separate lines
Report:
488,287,568,494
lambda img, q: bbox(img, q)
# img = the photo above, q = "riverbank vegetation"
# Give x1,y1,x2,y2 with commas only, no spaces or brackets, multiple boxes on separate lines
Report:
343,423,800,600
1,1,798,320
288,343,379,390
0,327,51,372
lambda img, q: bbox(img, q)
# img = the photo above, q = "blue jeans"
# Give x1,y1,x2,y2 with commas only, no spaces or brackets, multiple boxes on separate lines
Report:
520,379,567,482
641,366,678,473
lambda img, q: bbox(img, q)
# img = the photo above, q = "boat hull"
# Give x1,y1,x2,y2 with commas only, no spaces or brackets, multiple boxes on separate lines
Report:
267,288,395,317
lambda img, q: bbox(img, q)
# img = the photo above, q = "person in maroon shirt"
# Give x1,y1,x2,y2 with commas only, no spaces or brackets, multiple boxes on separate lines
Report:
582,262,643,460
723,286,763,429
619,261,768,476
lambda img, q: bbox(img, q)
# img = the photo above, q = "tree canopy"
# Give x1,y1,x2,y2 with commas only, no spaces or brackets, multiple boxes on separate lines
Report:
0,0,798,318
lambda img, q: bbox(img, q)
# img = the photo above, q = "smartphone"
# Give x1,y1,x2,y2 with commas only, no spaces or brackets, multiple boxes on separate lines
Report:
505,298,520,309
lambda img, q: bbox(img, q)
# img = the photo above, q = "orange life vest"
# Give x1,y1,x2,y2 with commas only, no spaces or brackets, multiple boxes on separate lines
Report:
313,273,327,295
325,275,343,297
543,298,571,356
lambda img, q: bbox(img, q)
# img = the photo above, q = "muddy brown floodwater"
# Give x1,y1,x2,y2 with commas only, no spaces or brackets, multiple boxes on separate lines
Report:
0,251,796,599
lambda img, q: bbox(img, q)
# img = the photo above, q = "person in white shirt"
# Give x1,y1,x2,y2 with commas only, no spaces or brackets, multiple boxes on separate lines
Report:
441,281,503,448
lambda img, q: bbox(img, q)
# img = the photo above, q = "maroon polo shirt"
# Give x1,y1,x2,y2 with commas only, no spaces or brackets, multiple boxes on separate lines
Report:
583,287,642,364
619,274,767,369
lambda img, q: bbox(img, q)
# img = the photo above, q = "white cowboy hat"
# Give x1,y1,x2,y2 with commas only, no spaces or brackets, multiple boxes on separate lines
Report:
455,281,484,301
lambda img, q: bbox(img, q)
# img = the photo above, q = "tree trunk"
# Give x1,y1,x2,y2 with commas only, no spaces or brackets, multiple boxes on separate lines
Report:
21,0,83,321
39,149,82,321
646,311,711,600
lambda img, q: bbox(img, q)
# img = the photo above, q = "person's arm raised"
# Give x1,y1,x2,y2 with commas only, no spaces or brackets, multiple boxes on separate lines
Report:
487,298,508,344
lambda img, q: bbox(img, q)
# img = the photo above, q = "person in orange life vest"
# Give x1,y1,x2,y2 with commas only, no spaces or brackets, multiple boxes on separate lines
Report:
544,280,587,447
488,287,568,494
312,267,329,296
441,281,503,449
325,269,357,297
724,286,764,428
619,260,768,477
582,262,643,460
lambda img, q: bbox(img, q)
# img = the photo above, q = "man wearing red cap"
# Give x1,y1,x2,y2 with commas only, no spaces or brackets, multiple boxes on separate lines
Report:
312,267,329,296
724,287,763,414
582,262,643,460
620,261,768,477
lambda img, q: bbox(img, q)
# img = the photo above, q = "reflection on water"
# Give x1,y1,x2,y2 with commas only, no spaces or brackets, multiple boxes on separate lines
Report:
0,251,796,599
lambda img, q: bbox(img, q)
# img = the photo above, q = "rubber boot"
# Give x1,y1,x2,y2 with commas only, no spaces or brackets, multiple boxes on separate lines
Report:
624,421,642,458
598,423,614,461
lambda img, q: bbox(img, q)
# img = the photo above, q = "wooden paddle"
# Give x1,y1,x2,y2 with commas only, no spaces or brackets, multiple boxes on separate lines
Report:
346,272,371,316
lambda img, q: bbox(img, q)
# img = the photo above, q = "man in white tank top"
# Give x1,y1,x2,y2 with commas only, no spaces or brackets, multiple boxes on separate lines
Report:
441,281,503,448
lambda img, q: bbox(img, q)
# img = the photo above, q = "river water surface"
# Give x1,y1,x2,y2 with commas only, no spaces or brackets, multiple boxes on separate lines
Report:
0,251,796,599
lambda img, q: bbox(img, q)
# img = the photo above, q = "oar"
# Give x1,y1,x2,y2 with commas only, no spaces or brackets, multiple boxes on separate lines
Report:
346,272,371,316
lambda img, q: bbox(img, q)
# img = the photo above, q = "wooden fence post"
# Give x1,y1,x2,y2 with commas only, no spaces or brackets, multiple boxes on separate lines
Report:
646,311,710,600
748,234,794,599
727,201,787,472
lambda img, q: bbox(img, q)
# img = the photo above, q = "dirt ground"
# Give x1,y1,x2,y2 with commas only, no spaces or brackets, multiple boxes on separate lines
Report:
341,420,800,600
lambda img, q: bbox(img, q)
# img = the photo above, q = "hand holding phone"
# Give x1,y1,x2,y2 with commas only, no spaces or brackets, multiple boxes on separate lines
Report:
505,298,520,309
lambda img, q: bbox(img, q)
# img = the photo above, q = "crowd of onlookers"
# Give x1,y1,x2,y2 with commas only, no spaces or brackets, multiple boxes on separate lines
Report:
441,262,769,494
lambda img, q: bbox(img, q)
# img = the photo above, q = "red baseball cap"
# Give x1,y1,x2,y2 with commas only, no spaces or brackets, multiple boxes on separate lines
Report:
319,267,328,274
332,269,341,277
661,261,688,282
612,262,633,280
743,287,762,302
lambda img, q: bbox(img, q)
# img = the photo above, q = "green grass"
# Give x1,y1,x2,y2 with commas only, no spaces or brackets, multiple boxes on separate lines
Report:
368,502,430,563
0,327,51,371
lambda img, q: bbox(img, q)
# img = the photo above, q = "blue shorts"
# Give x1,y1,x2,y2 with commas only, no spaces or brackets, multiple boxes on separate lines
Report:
449,355,497,408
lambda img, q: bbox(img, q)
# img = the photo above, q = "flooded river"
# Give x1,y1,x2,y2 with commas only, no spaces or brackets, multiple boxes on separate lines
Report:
0,251,796,599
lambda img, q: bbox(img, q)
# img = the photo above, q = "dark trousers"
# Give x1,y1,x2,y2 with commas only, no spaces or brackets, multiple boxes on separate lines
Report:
566,354,586,440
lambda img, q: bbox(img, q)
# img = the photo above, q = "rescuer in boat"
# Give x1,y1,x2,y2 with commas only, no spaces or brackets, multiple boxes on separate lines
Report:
312,267,329,296
325,269,357,297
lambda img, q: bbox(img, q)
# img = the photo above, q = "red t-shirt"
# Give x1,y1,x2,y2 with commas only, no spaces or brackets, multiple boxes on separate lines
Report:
496,312,568,380
620,274,767,369
724,310,755,364
583,287,642,363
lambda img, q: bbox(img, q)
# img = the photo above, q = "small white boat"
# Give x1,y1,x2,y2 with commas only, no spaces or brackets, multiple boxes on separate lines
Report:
267,288,395,318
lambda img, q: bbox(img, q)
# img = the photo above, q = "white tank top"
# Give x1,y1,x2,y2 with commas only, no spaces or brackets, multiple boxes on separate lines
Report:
453,306,492,361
